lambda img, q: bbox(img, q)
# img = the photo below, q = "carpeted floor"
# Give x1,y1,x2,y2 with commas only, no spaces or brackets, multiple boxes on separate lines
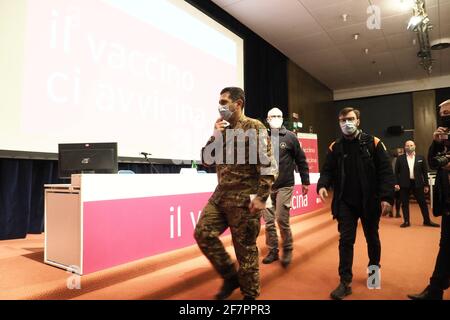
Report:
0,203,448,300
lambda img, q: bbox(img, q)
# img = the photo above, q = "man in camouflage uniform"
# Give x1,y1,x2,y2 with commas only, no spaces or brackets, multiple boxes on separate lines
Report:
194,87,277,300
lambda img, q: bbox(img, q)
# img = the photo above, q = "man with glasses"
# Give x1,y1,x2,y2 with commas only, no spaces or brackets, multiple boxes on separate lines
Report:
317,107,395,300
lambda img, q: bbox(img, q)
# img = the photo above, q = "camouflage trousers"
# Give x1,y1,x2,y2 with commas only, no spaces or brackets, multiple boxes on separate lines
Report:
194,201,262,298
263,186,294,253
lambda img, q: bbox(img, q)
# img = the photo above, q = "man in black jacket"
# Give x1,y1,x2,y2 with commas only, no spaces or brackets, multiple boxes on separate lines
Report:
408,99,450,300
262,108,310,268
317,107,395,300
394,140,439,228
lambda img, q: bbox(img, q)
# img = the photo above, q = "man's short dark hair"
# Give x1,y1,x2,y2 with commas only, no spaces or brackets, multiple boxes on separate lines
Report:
221,87,245,107
339,107,360,119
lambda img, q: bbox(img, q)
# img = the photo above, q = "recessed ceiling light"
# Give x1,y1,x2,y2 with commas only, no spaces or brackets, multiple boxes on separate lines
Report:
353,33,360,40
364,48,369,54
342,14,348,22
378,71,382,76
412,38,417,45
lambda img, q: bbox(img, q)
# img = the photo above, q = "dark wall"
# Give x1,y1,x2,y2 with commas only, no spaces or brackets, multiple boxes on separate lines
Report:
288,61,334,167
335,93,414,152
186,0,288,121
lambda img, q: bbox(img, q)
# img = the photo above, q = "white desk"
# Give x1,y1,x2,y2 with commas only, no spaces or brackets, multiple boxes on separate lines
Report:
44,173,321,275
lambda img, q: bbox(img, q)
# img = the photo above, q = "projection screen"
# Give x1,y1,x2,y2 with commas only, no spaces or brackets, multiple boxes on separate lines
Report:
0,0,244,162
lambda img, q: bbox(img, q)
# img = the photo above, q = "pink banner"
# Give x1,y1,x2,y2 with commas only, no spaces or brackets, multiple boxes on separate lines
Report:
298,135,319,173
83,183,322,273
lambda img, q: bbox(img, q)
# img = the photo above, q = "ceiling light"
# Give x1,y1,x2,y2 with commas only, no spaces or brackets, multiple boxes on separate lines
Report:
353,33,360,40
407,0,435,73
407,15,424,30
412,38,417,45
342,14,348,22
364,48,369,54
378,71,382,76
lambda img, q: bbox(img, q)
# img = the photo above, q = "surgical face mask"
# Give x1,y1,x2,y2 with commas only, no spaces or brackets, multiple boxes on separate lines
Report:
340,120,358,136
440,115,450,128
405,146,415,153
268,117,283,129
218,104,234,121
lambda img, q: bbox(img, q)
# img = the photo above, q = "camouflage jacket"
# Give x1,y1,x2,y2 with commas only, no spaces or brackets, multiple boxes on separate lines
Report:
201,113,278,207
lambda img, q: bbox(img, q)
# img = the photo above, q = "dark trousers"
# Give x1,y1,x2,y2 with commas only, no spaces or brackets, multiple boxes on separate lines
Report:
337,201,381,284
400,180,431,224
394,191,401,215
430,214,450,291
194,202,262,298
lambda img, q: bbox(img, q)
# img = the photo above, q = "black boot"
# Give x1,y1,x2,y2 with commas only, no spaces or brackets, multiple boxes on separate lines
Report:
423,221,440,228
330,282,352,300
407,286,443,300
395,212,401,218
281,250,292,268
400,222,410,228
262,250,279,264
215,269,239,300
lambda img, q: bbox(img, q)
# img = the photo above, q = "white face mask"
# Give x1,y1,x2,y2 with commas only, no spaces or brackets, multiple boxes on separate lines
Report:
218,104,234,121
268,118,283,129
340,120,358,135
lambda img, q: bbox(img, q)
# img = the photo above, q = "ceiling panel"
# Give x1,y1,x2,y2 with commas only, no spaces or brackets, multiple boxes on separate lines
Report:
369,0,415,18
279,32,335,55
385,32,417,50
212,0,244,6
327,22,384,44
211,0,448,91
307,0,371,31
379,12,411,36
298,0,353,11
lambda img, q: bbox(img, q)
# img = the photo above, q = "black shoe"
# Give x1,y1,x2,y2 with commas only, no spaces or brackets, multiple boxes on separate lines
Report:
407,286,443,300
262,250,279,264
330,282,352,300
243,296,255,300
400,222,410,228
423,221,440,228
281,250,292,268
215,275,239,300
395,213,401,218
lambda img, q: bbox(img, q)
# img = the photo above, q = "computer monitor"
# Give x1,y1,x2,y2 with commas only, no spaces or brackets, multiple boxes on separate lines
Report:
58,142,118,179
